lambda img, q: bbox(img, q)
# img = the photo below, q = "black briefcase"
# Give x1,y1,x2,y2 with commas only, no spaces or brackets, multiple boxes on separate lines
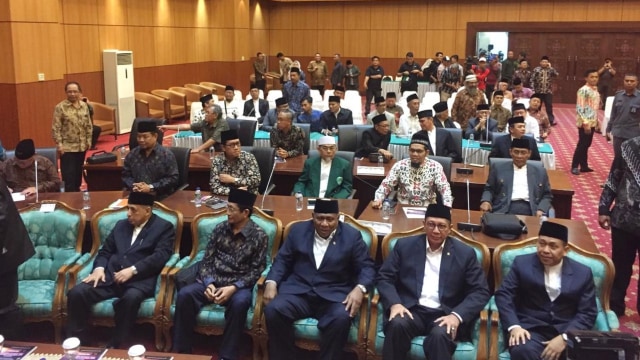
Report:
567,330,640,360
86,150,117,164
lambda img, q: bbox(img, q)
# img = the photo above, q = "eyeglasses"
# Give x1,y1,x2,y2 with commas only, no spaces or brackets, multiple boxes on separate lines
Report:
224,142,241,148
425,221,449,231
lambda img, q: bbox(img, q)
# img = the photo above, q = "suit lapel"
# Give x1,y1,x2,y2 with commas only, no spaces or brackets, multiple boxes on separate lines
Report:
560,258,574,296
438,239,453,298
526,164,536,213
415,237,427,297
324,160,340,197
502,164,515,206
128,215,154,252
305,223,318,268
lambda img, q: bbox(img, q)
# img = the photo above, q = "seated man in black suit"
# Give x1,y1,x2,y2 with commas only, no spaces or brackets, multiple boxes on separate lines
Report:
243,84,269,123
465,104,499,141
66,192,174,348
489,116,541,161
377,203,490,360
355,114,393,159
416,110,460,162
433,101,458,129
480,138,553,217
320,95,353,134
263,199,375,360
123,120,179,199
495,221,597,360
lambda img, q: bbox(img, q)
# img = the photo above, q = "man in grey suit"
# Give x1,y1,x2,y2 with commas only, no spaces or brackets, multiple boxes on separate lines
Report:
480,137,553,217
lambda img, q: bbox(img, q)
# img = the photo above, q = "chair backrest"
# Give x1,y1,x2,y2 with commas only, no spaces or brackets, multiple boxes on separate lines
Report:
168,147,191,190
190,102,203,123
227,118,257,146
490,131,507,144
337,125,368,152
18,201,86,281
429,155,452,182
443,128,463,163
493,238,615,314
250,147,276,194
296,123,311,155
128,118,165,150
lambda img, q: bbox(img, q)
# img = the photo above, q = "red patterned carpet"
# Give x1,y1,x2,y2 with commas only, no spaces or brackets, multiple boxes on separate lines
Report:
548,104,639,334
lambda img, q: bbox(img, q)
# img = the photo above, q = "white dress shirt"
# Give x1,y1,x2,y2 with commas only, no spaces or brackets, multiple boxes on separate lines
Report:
399,113,420,136
253,99,262,118
131,219,149,245
524,114,540,140
313,229,337,269
511,164,529,202
544,260,563,302
222,100,241,118
419,240,445,309
427,129,437,155
318,159,332,198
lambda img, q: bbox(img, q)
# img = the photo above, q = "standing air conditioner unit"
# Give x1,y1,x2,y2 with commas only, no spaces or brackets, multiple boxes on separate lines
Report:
103,50,135,134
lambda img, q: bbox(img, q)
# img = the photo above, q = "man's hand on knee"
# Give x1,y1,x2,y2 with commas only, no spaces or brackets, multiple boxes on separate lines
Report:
342,287,364,317
263,282,278,306
388,304,413,321
434,314,461,339
509,327,531,346
83,268,106,287
541,335,566,360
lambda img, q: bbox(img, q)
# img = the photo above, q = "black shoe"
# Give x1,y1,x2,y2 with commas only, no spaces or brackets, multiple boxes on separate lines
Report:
550,121,558,126
571,168,580,175
580,167,595,173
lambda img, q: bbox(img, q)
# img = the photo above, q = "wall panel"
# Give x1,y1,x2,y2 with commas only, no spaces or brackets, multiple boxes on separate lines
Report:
587,1,622,21
249,29,269,59
127,26,156,68
620,1,640,21
369,30,398,59
62,0,98,25
397,30,427,59
293,4,318,30
397,3,428,30
16,79,66,148
343,30,371,58
210,0,236,29
63,25,102,74
267,3,292,30
426,30,458,57
343,4,369,30
10,0,59,22
0,23,15,83
316,3,343,30
455,1,488,29
0,0,11,22
369,4,398,30
125,0,154,26
172,0,197,28
0,84,19,148
99,25,130,53
193,28,212,63
316,30,344,58
290,30,320,57
153,27,176,66
97,0,127,26
153,0,174,27
269,29,293,55
13,23,65,83
518,2,554,21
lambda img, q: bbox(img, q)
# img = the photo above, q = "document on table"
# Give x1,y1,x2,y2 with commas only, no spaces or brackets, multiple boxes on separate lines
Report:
11,193,25,202
357,220,392,235
356,166,385,176
403,207,426,219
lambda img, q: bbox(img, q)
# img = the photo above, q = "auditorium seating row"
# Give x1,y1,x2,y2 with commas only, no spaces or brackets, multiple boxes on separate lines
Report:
16,200,617,360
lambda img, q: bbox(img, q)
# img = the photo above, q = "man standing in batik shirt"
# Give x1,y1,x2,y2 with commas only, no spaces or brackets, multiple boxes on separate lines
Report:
451,74,487,130
371,132,452,208
254,52,267,92
210,130,261,195
571,69,601,175
172,188,268,358
531,56,559,125
307,53,329,95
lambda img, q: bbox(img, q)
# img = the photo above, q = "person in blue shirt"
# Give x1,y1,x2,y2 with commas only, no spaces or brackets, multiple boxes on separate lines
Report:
296,97,323,133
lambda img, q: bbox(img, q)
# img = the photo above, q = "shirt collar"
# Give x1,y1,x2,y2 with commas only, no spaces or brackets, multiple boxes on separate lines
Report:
426,237,446,254
544,258,563,273
314,228,337,241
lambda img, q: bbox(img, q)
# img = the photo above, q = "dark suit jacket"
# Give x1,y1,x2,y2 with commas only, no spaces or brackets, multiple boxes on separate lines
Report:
266,221,375,303
465,117,499,140
489,135,541,161
481,161,553,215
417,129,460,162
495,253,597,334
355,128,391,158
320,108,353,131
0,178,35,275
261,109,278,132
293,156,353,199
243,99,269,123
434,117,457,129
376,235,490,337
93,214,174,296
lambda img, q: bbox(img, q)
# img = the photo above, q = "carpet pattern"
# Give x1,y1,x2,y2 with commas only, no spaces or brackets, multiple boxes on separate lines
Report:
548,105,639,333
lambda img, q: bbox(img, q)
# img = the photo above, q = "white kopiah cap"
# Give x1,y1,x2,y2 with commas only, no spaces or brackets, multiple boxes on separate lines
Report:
62,337,80,350
317,136,336,146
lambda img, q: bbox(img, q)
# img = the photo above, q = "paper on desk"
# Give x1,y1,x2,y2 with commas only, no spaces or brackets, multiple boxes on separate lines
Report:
11,192,25,202
356,166,385,176
357,220,392,235
40,203,56,212
108,198,128,209
403,207,426,219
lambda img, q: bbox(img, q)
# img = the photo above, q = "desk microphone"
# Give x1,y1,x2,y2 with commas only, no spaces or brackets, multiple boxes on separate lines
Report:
34,159,39,203
457,178,482,232
260,155,277,216
456,140,473,175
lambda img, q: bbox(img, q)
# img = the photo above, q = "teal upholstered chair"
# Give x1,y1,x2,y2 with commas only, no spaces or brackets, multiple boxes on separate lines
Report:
489,238,618,360
368,227,491,360
17,201,86,343
65,202,183,350
254,214,377,360
163,207,283,359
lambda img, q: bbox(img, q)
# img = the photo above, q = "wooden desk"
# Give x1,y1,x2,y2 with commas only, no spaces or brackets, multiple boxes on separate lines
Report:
449,163,574,219
351,158,397,217
358,204,597,253
83,151,307,194
6,341,209,360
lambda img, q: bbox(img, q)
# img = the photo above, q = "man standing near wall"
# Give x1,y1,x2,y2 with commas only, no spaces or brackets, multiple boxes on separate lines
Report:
52,81,93,192
307,53,329,96
531,56,559,125
364,56,384,116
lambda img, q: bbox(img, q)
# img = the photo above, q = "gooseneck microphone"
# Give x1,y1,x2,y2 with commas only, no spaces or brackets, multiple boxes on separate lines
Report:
34,159,39,203
260,155,278,216
457,178,482,232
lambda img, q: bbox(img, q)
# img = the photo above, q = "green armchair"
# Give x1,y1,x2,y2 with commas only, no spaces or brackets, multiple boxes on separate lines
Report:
65,202,183,350
254,213,377,360
368,227,491,360
163,207,283,359
489,238,618,360
17,201,86,343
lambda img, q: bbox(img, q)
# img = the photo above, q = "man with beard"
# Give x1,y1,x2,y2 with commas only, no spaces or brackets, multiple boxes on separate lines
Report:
451,75,487,130
372,132,452,207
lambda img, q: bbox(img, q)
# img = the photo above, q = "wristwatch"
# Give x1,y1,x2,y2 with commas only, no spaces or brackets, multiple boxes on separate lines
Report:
149,184,155,190
561,333,568,342
131,266,138,275
357,284,367,294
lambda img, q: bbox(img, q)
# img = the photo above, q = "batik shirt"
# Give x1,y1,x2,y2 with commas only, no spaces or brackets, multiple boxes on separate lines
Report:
531,66,559,94
52,99,93,152
210,151,261,195
375,158,453,206
122,143,179,199
1,155,61,192
199,220,268,289
270,125,305,158
451,89,487,130
576,84,601,128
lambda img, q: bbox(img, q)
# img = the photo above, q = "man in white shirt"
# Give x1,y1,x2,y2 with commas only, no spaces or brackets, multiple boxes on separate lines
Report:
221,85,242,119
480,138,553,217
495,221,597,360
376,203,490,360
398,93,421,135
366,96,397,133
263,199,375,360
243,85,269,123
512,103,540,140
